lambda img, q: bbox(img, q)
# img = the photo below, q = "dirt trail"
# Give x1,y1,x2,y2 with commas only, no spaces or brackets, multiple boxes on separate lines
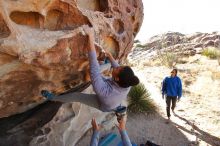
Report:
133,56,220,146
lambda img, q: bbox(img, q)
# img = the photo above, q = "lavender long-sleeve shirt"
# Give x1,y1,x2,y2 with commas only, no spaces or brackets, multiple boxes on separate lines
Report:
89,50,130,111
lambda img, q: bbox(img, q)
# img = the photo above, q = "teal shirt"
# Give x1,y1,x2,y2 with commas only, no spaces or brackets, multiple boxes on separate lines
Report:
90,130,132,146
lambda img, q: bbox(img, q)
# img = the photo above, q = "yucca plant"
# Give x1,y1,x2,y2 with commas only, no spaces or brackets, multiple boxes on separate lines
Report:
128,83,157,113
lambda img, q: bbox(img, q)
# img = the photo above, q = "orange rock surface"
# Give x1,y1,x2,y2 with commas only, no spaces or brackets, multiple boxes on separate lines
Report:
0,0,143,117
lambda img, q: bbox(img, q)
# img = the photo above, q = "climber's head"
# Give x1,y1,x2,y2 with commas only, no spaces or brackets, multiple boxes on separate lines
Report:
112,66,139,88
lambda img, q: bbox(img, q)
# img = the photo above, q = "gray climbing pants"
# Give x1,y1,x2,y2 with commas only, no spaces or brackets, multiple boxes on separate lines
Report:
52,92,101,110
52,63,112,111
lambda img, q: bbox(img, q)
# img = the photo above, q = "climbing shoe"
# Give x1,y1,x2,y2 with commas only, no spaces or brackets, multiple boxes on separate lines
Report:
41,90,55,100
115,106,127,122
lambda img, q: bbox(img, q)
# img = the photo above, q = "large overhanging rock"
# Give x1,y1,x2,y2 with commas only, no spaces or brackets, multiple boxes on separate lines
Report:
0,0,143,118
0,86,115,146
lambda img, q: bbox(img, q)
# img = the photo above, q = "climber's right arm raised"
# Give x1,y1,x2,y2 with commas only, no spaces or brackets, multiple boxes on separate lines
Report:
83,26,110,96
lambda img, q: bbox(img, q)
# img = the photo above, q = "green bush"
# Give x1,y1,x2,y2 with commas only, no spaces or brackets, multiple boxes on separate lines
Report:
202,47,220,59
135,44,146,49
128,83,157,113
158,52,178,68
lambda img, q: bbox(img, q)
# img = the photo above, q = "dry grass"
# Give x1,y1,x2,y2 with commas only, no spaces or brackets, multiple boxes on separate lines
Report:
202,47,220,59
158,52,178,68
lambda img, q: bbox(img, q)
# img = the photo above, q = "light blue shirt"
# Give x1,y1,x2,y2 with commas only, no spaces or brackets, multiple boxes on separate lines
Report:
90,130,132,146
89,50,130,111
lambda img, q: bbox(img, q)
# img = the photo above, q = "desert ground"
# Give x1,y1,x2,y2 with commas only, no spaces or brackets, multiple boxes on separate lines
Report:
77,53,220,146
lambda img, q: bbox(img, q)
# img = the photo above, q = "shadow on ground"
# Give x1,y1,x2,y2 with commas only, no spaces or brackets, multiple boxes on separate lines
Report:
77,112,191,146
172,113,220,146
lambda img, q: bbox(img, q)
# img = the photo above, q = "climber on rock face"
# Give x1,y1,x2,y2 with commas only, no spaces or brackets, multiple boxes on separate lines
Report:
41,26,139,112
83,26,140,111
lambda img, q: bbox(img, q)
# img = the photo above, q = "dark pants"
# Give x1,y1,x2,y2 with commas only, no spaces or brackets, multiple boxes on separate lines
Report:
166,96,177,117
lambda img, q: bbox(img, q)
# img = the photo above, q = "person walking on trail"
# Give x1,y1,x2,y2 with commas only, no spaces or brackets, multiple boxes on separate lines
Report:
41,26,139,112
90,117,133,146
162,69,182,121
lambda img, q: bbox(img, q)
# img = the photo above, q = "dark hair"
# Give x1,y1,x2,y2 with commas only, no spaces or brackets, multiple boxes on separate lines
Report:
173,68,178,75
117,66,139,88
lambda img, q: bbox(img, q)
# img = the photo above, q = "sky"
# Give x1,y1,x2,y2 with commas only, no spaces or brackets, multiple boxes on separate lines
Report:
135,0,220,43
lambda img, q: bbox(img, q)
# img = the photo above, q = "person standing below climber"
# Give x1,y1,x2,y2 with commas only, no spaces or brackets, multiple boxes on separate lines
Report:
41,26,139,112
162,69,182,122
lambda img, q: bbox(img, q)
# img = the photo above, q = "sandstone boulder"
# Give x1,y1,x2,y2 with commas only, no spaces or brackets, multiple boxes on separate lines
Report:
130,32,220,64
0,0,143,118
